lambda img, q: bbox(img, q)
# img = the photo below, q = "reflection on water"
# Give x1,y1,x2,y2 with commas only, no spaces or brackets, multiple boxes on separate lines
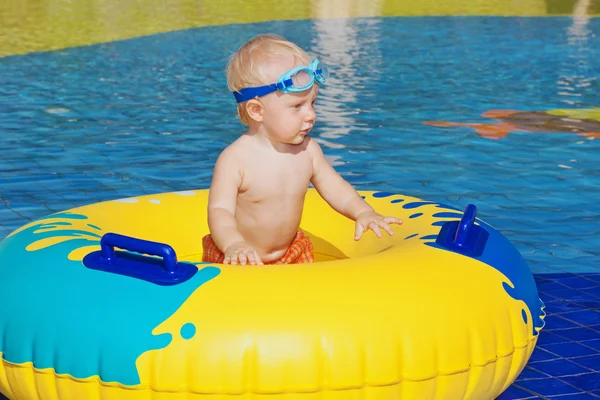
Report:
311,15,383,150
556,0,596,106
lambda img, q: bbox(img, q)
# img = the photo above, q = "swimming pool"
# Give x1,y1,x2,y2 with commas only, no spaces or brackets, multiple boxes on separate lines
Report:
2,16,599,273
1,1,599,398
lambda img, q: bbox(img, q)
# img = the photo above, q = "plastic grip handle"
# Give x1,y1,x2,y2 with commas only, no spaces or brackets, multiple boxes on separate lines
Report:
453,204,477,248
434,203,489,258
101,233,177,274
83,232,198,286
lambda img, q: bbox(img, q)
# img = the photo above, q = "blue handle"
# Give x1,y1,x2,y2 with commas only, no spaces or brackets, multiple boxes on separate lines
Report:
435,204,489,257
101,233,178,274
452,204,477,249
83,233,198,286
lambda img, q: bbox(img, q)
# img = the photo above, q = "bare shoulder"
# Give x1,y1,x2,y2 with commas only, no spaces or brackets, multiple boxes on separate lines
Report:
305,137,323,155
305,137,327,164
211,141,249,189
214,136,251,168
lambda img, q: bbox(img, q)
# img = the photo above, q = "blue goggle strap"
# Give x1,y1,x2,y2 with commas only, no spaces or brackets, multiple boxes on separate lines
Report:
233,78,295,103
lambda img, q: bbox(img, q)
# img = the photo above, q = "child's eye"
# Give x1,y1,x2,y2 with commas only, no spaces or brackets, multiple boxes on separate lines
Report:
293,103,302,109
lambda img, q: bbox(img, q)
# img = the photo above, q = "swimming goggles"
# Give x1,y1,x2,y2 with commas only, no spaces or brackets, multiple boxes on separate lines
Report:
232,58,329,103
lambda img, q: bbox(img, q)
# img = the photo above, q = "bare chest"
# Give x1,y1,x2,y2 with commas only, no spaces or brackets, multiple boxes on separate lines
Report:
239,153,313,200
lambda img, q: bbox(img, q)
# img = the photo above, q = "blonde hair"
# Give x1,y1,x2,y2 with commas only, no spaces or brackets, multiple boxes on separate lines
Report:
226,34,311,125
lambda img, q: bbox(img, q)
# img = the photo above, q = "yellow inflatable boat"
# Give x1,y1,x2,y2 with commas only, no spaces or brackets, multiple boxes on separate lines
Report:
0,189,544,400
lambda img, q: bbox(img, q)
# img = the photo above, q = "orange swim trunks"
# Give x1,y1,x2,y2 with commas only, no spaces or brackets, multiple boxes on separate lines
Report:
202,230,314,264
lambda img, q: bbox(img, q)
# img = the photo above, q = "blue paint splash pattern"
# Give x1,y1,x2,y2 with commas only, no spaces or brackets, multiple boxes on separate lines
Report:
372,191,544,336
0,214,220,385
180,323,197,340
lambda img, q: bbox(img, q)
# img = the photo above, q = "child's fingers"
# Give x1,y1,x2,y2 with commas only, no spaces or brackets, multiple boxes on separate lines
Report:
247,250,262,266
369,222,382,238
380,221,395,236
385,216,403,224
245,251,255,265
254,250,264,265
225,248,263,266
354,223,364,240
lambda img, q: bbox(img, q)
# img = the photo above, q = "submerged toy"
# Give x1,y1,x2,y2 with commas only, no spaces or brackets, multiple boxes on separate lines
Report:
425,108,600,139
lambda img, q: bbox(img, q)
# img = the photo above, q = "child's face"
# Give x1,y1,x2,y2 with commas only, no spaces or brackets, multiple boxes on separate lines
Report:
258,55,319,145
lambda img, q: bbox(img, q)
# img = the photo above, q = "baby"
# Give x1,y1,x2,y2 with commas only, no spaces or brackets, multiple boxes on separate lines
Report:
202,34,402,265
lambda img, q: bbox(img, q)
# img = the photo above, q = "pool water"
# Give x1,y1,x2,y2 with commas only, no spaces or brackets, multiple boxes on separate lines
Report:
2,17,599,273
1,6,600,400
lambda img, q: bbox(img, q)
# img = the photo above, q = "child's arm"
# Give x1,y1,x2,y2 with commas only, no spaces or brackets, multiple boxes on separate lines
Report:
307,139,402,240
207,149,263,265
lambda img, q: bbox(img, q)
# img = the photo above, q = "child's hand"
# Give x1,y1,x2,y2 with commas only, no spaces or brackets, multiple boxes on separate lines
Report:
223,242,264,266
354,210,403,240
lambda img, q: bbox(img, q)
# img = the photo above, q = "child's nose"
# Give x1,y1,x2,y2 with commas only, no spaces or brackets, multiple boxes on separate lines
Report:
306,106,316,123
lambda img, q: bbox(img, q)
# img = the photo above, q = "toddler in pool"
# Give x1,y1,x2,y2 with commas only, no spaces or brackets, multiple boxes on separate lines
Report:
202,34,402,265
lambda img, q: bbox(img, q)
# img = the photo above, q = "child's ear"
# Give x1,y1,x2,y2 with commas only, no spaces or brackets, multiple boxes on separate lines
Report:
245,99,264,123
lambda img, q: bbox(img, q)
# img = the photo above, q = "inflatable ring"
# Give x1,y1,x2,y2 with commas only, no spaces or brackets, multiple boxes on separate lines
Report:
0,189,544,400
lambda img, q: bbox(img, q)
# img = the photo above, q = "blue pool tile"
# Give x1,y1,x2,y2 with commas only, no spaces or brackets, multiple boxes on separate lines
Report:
58,192,93,203
548,290,600,304
561,311,600,326
529,347,561,362
538,273,579,280
573,355,600,371
572,301,600,311
545,315,581,330
516,366,550,381
557,277,600,290
539,331,572,345
0,208,26,222
581,340,600,352
538,281,571,291
530,359,591,377
541,342,598,358
542,293,562,303
496,385,539,399
545,300,590,314
586,275,600,284
32,189,71,201
517,377,581,397
554,328,600,342
583,287,600,299
548,394,600,399
535,275,557,283
42,202,76,213
562,373,600,392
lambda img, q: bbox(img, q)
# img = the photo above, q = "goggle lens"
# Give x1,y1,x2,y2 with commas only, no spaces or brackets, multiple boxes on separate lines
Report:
318,61,330,81
291,69,313,89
